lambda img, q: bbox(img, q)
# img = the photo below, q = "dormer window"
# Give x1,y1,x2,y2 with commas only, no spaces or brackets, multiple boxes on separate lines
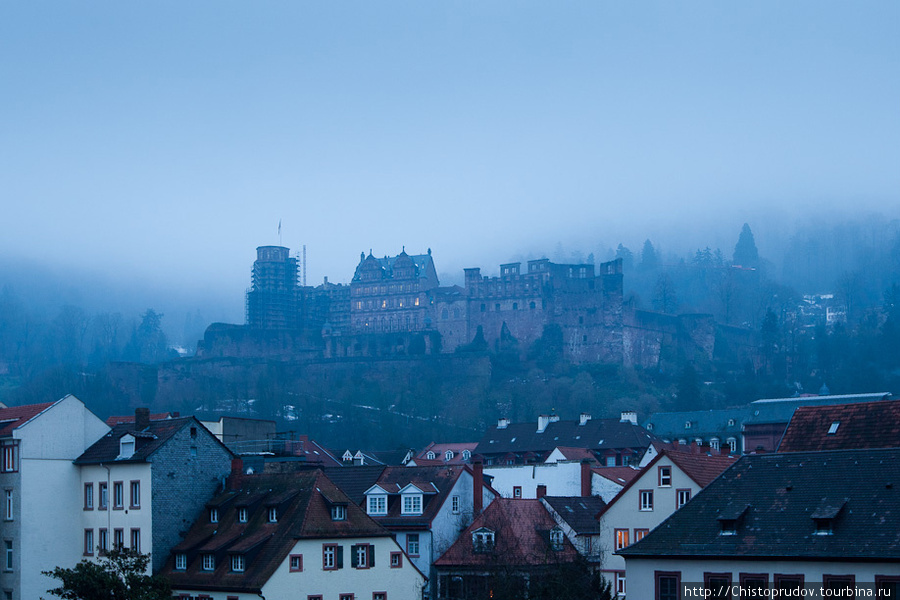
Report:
550,527,564,551
812,498,845,536
472,528,495,553
718,504,749,536
367,495,387,516
685,421,692,429
238,508,248,523
426,451,436,460
719,519,739,535
331,505,347,521
828,422,840,435
202,554,215,571
268,507,277,523
117,435,135,460
402,494,422,515
728,418,736,427
462,449,471,461
231,554,245,572
175,553,187,570
209,508,219,523
445,450,454,461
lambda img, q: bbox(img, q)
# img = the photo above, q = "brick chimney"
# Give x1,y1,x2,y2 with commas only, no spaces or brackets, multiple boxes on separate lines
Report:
473,461,483,515
536,484,547,499
134,407,150,431
581,459,592,497
228,458,244,490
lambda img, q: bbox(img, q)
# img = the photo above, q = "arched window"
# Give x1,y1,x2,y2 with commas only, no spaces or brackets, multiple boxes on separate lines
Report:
445,450,454,461
426,451,435,460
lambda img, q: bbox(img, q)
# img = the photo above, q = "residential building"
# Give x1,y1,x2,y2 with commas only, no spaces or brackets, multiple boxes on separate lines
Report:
433,498,587,600
0,395,110,600
618,449,900,599
162,469,427,600
595,448,737,596
541,495,607,562
75,409,234,572
474,412,657,467
412,442,477,466
778,399,900,452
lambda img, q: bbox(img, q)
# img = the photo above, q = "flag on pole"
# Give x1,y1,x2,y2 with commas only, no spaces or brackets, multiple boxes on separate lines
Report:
278,219,282,236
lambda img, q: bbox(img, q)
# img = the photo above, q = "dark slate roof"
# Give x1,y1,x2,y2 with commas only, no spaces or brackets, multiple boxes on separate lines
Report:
618,448,900,561
322,465,386,505
644,408,749,441
474,418,656,457
371,465,465,528
162,470,390,593
745,392,892,425
75,416,226,464
352,251,437,283
105,412,178,426
542,496,606,535
0,401,56,437
778,400,900,452
434,499,580,567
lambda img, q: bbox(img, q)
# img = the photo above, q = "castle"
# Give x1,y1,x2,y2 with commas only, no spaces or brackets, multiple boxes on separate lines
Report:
208,245,755,367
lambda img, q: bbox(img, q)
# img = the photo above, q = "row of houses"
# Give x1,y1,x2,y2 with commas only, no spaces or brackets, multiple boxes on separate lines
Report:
2,394,898,599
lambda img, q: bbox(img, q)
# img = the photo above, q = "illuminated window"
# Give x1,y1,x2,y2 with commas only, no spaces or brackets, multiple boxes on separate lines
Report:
615,528,629,550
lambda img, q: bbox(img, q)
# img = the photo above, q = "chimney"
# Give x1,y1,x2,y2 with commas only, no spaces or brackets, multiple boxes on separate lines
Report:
497,418,510,429
537,415,550,433
620,411,638,425
473,461,484,515
228,458,244,490
536,484,547,499
581,459,592,497
579,412,592,426
549,414,560,423
134,407,150,431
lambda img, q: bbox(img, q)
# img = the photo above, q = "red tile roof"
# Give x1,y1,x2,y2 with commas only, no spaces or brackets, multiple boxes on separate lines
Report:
591,466,641,486
0,401,56,437
552,447,599,463
435,498,581,567
778,400,900,452
666,449,738,488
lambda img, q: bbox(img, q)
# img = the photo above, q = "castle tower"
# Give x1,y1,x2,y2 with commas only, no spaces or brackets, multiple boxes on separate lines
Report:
246,246,299,329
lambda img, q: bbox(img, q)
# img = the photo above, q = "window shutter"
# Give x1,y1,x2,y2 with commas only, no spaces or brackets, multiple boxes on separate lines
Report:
350,545,358,568
368,544,375,567
336,545,343,569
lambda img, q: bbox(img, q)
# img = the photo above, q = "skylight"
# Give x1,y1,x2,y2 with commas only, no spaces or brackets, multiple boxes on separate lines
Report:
827,422,840,435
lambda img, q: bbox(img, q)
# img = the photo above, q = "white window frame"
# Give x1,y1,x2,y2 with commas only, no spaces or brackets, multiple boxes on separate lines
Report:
175,554,187,570
202,554,215,571
4,490,11,521
367,495,387,515
676,489,692,509
639,490,653,511
238,507,248,523
401,494,422,515
210,508,219,523
331,505,347,521
406,534,420,556
658,466,672,487
451,495,460,514
231,554,245,572
268,507,277,523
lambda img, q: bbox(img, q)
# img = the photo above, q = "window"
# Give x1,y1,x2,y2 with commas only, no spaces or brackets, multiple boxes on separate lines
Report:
655,571,680,600
828,421,840,435
175,554,187,570
402,495,422,515
426,451,436,459
367,495,387,515
113,482,124,509
445,450,454,461
98,529,108,553
83,483,93,510
451,495,460,514
113,529,124,550
727,418,736,427
289,554,303,572
0,441,18,473
676,489,692,509
322,544,341,570
658,466,672,487
268,507,277,523
84,529,94,556
710,438,720,451
390,552,402,568
99,482,108,510
202,554,215,571
407,534,420,556
614,529,629,550
118,437,135,459
238,507,248,523
462,449,471,460
875,577,900,597
0,491,9,522
130,481,140,509
727,438,737,453
704,573,732,599
352,544,373,569
549,528,564,551
615,572,626,596
209,508,219,523
340,595,354,600
634,529,649,543
471,529,493,553
130,528,140,552
373,594,387,600
639,490,654,511
823,575,854,594
190,426,197,439
331,505,347,521
513,486,522,499
740,573,768,595
684,421,692,429
774,574,804,593
308,597,323,600
231,554,245,572
4,541,11,570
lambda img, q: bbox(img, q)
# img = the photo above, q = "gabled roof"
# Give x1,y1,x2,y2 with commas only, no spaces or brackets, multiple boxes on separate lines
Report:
370,465,465,528
475,418,657,457
434,499,580,567
162,470,390,593
745,392,892,425
643,408,749,440
541,496,606,535
598,448,736,518
591,466,641,487
548,447,599,463
323,466,386,505
75,416,230,464
417,442,477,464
618,449,900,561
0,401,56,437
778,400,900,452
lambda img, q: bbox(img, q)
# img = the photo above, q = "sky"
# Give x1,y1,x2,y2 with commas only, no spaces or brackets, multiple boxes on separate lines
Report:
2,2,898,322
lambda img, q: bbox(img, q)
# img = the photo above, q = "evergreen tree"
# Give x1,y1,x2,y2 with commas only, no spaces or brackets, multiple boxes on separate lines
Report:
615,244,634,272
733,223,759,268
640,239,659,271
